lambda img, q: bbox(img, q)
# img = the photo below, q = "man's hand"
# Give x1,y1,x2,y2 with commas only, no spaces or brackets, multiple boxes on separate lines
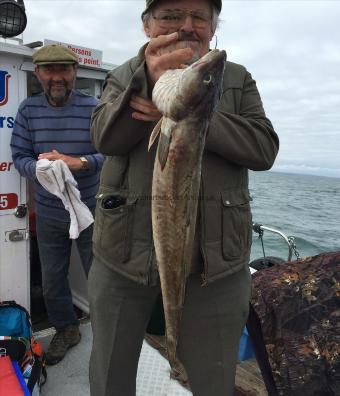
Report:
38,150,83,171
130,95,162,122
145,32,193,87
131,33,194,122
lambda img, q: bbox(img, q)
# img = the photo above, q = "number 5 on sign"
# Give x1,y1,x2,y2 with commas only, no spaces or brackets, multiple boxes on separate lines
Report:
0,193,18,210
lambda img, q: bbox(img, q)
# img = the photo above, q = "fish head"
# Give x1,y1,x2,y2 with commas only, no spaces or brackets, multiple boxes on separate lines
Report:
177,49,226,116
152,50,226,121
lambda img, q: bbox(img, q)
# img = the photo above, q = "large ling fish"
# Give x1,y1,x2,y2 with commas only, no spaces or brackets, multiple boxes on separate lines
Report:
148,49,227,377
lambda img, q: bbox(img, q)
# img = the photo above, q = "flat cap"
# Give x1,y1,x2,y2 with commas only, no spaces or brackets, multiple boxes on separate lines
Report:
141,0,222,18
33,44,79,65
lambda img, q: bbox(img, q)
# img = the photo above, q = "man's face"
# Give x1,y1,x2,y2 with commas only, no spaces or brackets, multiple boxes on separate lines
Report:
143,0,215,59
35,64,76,106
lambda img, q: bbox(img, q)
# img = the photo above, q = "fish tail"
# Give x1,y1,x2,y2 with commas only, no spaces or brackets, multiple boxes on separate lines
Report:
165,282,187,379
167,343,188,382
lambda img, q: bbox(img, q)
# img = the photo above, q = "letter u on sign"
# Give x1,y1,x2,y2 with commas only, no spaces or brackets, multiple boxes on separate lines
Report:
0,71,11,106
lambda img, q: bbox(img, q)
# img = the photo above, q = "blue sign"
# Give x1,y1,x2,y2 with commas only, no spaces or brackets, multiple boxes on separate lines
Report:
0,70,11,106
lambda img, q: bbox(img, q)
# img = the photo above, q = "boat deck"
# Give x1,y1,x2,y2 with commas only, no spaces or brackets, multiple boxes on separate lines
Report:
36,321,267,396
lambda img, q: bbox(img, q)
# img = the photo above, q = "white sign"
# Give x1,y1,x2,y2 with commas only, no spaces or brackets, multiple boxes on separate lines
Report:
44,39,103,68
0,60,21,216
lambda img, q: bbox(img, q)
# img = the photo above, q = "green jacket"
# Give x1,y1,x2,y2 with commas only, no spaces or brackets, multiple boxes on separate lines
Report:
91,46,279,286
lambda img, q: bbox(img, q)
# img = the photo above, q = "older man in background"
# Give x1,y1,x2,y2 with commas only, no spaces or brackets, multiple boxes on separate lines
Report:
89,0,279,395
11,44,104,365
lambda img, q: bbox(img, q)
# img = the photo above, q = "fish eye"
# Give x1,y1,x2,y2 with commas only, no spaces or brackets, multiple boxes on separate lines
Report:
203,74,213,85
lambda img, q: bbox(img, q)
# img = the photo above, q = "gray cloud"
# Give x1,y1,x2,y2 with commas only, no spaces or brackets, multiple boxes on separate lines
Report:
21,0,340,177
218,1,340,178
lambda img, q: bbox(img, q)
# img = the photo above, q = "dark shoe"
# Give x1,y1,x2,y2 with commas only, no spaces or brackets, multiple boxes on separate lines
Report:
45,324,81,365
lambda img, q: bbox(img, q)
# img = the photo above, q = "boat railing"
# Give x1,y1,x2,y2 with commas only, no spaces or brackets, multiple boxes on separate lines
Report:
252,223,300,262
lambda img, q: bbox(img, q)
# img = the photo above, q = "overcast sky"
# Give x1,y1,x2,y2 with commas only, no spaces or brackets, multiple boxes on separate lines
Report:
20,0,340,178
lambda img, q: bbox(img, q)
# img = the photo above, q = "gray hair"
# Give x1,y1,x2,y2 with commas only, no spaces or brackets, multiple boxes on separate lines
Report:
142,5,220,31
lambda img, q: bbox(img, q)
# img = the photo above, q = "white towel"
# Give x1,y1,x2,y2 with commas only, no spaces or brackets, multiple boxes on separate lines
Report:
36,159,94,239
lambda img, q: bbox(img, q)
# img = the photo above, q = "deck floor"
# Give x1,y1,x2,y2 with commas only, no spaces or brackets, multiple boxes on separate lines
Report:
38,322,190,396
144,334,268,396
37,322,267,396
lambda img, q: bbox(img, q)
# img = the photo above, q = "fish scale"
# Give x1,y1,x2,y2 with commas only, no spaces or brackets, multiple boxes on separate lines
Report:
149,49,226,379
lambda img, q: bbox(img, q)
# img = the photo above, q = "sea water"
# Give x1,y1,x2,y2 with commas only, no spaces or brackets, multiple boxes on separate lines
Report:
249,171,340,262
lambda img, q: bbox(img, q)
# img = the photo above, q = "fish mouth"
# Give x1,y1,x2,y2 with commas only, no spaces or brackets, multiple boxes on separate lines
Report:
203,49,227,64
190,49,226,73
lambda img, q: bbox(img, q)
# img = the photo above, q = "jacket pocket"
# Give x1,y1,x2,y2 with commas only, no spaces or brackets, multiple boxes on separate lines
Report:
221,189,252,260
93,190,137,263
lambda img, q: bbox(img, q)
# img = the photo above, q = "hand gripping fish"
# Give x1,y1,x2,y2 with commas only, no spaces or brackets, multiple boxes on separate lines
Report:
148,49,227,378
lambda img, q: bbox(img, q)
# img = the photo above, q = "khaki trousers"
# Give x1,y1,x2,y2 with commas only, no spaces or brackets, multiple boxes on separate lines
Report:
88,259,251,396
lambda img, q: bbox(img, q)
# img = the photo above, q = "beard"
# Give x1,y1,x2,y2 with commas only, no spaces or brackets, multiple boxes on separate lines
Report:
46,81,73,106
177,31,204,64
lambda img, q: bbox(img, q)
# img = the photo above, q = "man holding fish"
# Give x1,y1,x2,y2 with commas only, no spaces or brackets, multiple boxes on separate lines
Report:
89,1,279,395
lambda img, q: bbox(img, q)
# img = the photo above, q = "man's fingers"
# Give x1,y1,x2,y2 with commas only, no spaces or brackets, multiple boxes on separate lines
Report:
146,47,194,84
131,111,160,122
130,95,161,121
130,95,161,118
130,95,153,109
38,152,54,159
38,154,56,160
145,32,195,84
38,150,63,161
145,32,179,56
130,99,156,115
156,48,194,69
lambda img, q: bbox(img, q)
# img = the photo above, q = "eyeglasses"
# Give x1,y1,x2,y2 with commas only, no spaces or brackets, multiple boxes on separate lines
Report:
152,10,211,28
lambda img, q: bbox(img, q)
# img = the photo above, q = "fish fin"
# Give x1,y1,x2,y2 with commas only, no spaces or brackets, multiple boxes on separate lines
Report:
148,118,163,151
158,117,176,170
158,133,171,170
